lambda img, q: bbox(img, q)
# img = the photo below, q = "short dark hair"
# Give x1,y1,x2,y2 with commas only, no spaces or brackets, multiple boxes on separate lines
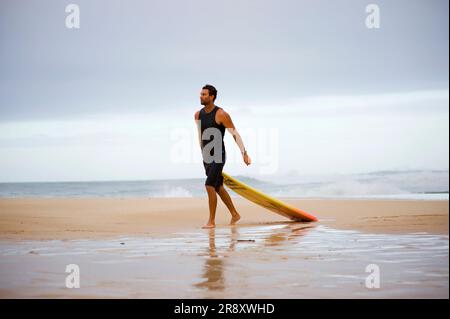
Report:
202,84,217,102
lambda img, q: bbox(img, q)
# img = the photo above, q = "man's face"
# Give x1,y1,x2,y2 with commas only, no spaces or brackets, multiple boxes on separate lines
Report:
200,89,213,105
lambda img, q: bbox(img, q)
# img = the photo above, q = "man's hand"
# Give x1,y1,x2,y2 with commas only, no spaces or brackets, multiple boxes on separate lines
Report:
243,152,251,166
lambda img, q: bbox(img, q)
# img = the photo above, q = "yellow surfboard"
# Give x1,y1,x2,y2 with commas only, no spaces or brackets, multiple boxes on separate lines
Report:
222,172,318,222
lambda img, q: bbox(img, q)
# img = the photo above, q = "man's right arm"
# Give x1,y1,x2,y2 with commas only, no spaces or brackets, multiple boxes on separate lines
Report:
194,111,202,150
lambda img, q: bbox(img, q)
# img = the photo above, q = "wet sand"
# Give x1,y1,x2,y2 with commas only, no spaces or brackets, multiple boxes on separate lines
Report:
0,197,448,298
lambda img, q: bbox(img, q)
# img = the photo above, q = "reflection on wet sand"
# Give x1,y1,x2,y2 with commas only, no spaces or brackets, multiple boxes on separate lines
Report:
193,226,238,291
264,224,316,247
194,223,315,291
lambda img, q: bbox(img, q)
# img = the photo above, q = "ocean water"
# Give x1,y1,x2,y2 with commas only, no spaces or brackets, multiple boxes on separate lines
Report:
0,170,448,200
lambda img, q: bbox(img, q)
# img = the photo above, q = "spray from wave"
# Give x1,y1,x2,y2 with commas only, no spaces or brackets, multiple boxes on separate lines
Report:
251,170,449,199
149,186,193,198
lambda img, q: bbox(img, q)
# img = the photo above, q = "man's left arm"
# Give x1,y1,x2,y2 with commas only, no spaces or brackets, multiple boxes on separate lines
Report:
219,110,251,165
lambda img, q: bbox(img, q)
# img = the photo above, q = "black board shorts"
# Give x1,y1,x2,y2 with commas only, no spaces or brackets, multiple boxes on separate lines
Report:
203,153,226,192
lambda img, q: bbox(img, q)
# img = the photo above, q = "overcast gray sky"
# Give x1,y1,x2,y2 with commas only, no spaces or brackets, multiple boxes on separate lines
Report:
0,0,448,182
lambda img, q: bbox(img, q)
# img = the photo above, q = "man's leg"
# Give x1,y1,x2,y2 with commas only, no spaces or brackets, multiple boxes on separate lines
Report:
217,185,241,225
202,185,218,228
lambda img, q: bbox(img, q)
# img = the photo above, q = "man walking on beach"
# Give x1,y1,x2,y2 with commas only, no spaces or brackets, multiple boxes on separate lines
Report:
194,84,252,229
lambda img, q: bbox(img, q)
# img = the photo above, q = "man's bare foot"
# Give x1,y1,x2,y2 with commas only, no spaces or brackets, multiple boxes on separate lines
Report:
202,223,215,229
230,213,241,225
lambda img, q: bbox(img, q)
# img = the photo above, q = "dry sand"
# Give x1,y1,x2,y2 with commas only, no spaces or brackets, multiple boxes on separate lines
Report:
0,197,448,240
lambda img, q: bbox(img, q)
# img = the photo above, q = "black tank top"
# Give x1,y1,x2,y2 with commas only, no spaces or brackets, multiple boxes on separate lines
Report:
198,105,226,160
